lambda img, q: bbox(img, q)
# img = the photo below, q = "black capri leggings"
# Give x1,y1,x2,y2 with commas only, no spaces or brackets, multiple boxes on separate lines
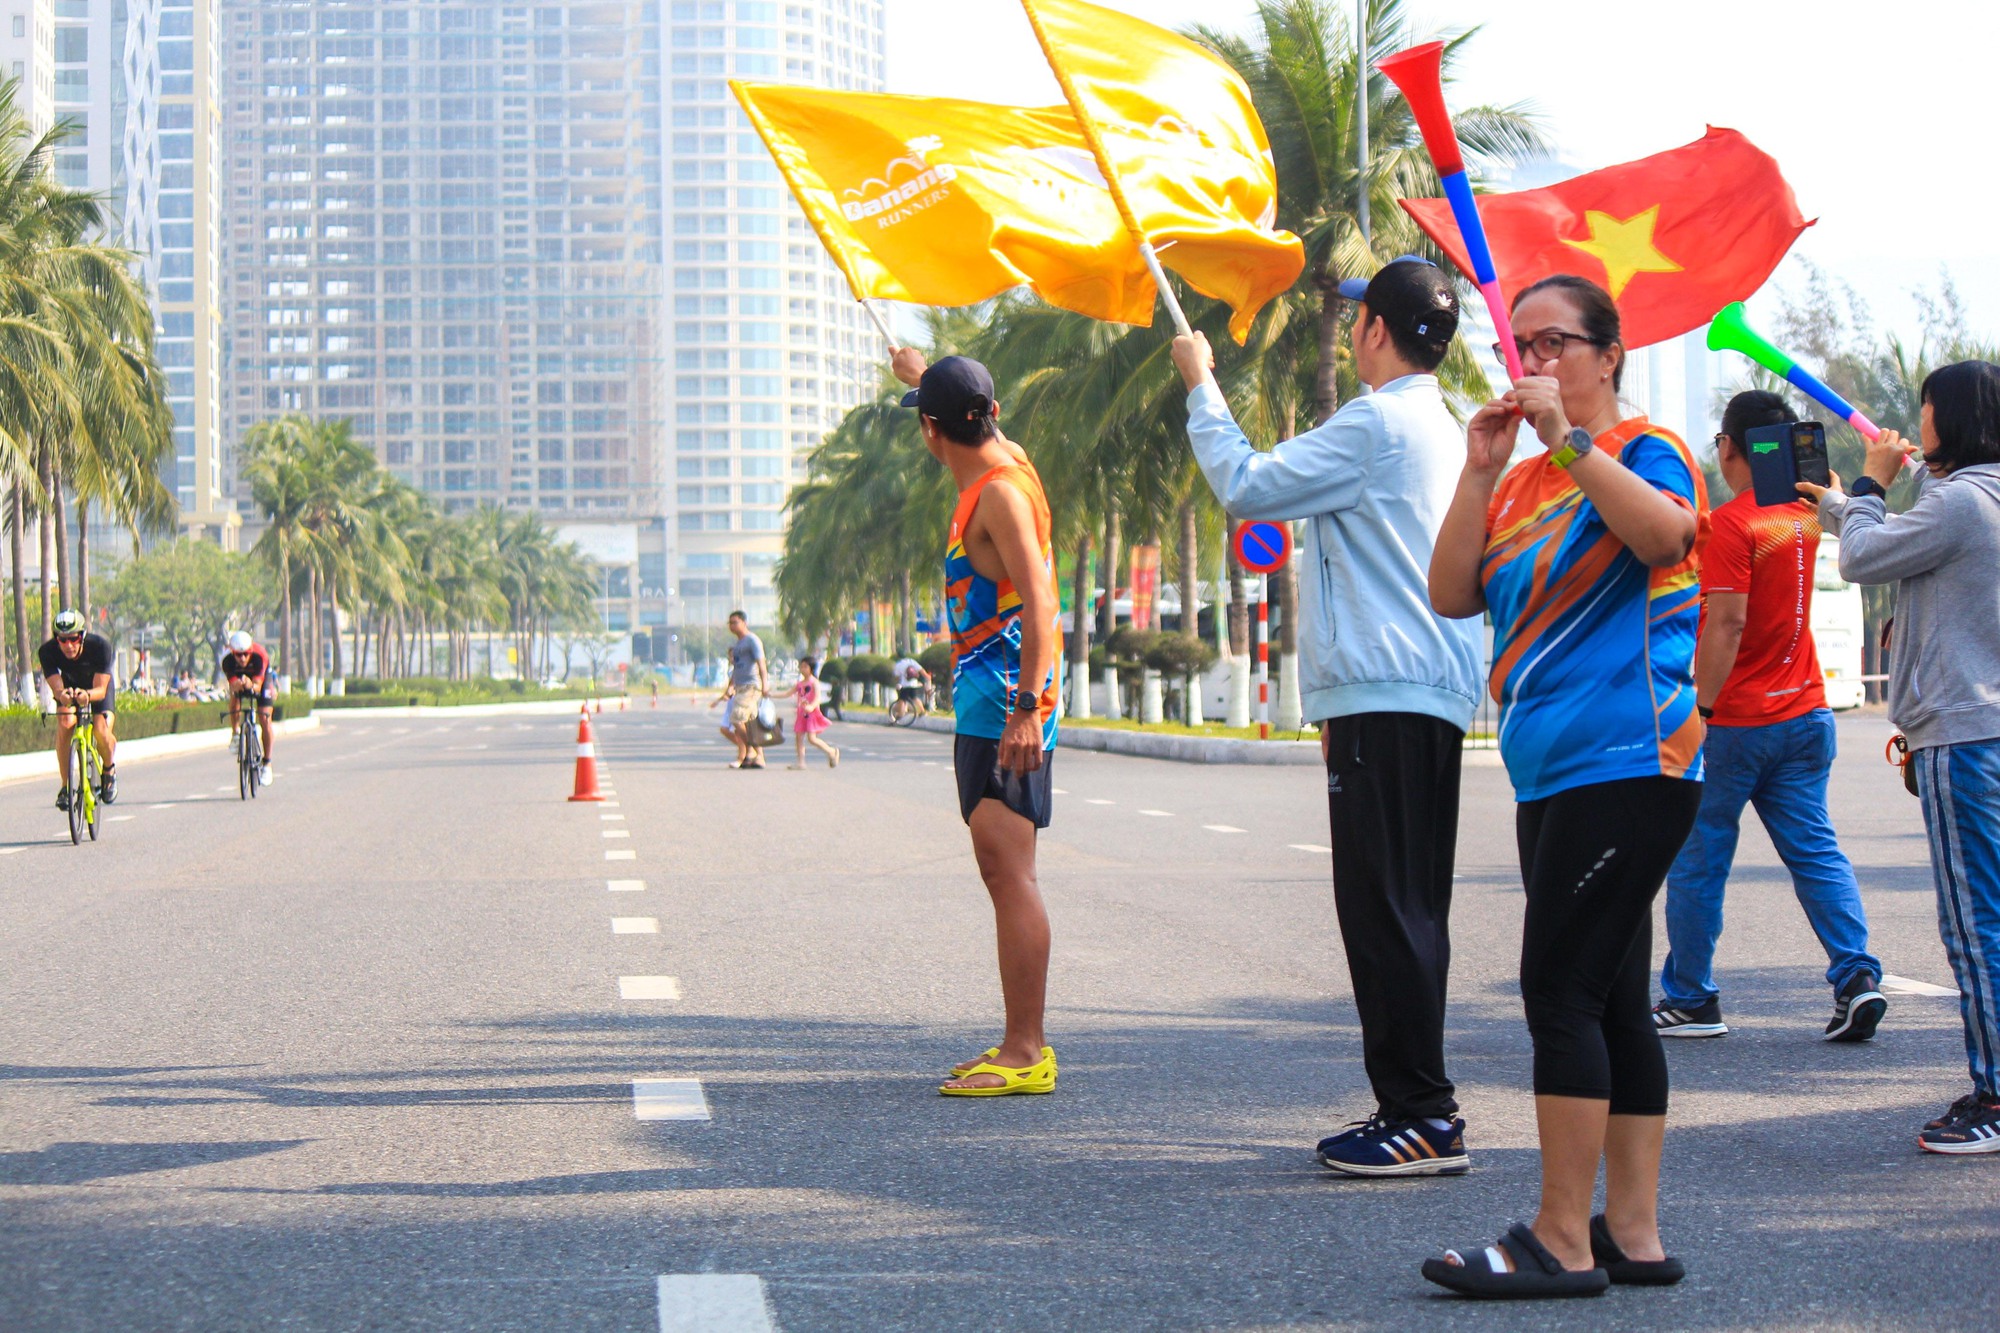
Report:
1517,775,1701,1115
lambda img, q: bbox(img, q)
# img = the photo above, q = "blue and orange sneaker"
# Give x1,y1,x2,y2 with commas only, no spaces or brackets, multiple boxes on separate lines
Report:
1316,1114,1469,1177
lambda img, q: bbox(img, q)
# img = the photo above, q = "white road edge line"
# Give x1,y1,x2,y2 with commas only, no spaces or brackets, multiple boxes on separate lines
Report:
620,976,681,1000
633,1078,709,1121
655,1274,772,1332
608,879,646,893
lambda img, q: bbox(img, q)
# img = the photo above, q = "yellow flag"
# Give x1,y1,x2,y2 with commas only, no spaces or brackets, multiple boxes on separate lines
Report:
732,83,1159,326
1021,0,1304,341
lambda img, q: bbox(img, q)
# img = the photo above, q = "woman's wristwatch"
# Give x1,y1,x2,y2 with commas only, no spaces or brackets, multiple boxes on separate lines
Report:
1850,475,1887,499
1550,426,1595,469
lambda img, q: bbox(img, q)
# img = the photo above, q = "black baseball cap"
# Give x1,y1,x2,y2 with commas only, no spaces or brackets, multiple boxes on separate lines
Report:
1337,255,1459,348
899,355,995,427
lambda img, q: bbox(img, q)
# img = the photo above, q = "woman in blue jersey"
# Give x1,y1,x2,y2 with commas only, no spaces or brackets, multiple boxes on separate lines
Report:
1423,275,1708,1298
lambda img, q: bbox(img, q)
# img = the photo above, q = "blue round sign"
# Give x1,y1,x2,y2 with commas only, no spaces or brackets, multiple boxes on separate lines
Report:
1233,520,1292,574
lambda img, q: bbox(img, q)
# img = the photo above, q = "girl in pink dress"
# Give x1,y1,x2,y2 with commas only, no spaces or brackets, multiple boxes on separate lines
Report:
773,657,840,770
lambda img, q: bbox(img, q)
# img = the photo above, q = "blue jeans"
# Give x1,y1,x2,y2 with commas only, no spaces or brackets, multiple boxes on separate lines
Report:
1916,738,2000,1097
1661,709,1879,1006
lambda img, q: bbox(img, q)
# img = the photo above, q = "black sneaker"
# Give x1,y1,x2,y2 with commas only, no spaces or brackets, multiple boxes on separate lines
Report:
1652,998,1728,1037
1917,1094,2000,1154
1825,971,1887,1042
54,786,71,812
1925,1092,1986,1131
1316,1114,1469,1177
98,770,117,805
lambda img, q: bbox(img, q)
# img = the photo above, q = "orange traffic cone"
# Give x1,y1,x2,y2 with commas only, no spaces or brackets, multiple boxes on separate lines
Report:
568,705,604,802
593,697,602,715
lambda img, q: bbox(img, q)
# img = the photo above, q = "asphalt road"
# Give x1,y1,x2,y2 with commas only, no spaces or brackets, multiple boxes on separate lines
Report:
0,702,1992,1332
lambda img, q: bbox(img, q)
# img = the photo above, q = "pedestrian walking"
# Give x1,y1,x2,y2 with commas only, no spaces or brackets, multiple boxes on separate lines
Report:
773,656,840,770
1803,359,2000,1155
892,348,1062,1097
1655,389,1885,1042
1425,274,1706,1297
708,611,768,770
1170,256,1484,1176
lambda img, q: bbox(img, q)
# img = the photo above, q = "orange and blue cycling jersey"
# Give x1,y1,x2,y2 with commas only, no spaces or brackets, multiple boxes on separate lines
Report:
1481,418,1709,801
945,459,1060,747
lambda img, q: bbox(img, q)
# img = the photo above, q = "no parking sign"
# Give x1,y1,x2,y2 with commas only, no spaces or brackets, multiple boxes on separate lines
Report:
1232,520,1292,574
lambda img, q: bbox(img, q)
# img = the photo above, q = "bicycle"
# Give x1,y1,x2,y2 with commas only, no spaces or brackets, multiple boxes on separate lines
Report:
889,683,933,727
233,699,263,801
59,702,102,845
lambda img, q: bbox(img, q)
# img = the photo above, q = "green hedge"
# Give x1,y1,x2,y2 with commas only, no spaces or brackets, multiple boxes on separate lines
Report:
313,679,599,710
0,693,313,757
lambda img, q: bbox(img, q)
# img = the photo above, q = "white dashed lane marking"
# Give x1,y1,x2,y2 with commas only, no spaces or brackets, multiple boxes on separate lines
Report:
1085,799,1114,806
1882,973,1960,997
600,813,625,821
1203,825,1246,833
602,830,630,839
619,976,681,1000
633,1079,709,1121
656,1275,773,1331
1138,809,1173,818
108,815,134,822
608,879,645,893
1290,844,1332,854
611,917,659,934
148,804,171,811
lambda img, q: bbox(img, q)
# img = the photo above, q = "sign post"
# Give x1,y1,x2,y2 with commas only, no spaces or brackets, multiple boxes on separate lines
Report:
1254,577,1269,740
1232,522,1289,742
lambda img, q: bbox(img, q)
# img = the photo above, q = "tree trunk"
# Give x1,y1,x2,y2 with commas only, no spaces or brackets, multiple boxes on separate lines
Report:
1067,533,1092,718
1225,552,1250,728
37,494,52,641
1314,273,1343,426
73,497,89,622
897,567,914,656
49,470,69,610
1178,500,1203,726
328,584,344,679
1097,506,1121,640
9,484,29,697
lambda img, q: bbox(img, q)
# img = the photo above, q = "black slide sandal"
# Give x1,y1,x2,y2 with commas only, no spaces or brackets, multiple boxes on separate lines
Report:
1421,1222,1610,1299
1590,1214,1686,1286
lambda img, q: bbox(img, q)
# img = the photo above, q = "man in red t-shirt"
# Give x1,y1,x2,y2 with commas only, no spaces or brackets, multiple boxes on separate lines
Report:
1654,392,1885,1043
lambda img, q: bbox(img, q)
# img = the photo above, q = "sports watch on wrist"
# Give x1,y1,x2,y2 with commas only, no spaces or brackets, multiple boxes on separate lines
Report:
1550,426,1595,469
1849,475,1887,500
1012,688,1040,714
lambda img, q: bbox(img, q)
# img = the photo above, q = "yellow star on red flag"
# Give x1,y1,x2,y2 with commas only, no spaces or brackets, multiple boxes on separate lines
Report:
1560,206,1683,299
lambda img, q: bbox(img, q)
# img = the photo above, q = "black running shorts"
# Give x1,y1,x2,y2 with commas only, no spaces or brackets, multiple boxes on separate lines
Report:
953,733,1055,829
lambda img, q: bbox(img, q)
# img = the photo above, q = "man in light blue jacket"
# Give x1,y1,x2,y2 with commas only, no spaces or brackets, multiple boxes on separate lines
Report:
1172,257,1485,1177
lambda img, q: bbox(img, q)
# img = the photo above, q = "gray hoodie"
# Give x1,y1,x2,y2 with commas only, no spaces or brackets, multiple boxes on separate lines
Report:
1820,462,2000,750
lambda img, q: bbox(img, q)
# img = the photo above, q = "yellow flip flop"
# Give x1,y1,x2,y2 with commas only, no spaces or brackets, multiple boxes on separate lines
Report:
939,1049,1057,1097
948,1045,1056,1078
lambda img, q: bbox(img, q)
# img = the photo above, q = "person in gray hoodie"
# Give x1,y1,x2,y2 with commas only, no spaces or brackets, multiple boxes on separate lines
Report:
1805,359,2000,1154
1172,257,1484,1177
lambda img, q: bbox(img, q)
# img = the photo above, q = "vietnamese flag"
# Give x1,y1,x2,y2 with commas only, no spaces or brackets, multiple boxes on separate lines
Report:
1400,128,1809,349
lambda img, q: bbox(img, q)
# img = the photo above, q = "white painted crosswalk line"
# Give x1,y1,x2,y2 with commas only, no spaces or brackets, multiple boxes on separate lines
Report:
612,917,659,934
606,849,636,861
619,976,681,1000
608,879,645,893
1203,824,1246,833
1290,844,1333,854
1882,973,1959,997
655,1275,772,1332
633,1079,709,1121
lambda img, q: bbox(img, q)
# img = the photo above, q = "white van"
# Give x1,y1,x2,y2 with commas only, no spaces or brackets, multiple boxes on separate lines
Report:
1812,536,1867,711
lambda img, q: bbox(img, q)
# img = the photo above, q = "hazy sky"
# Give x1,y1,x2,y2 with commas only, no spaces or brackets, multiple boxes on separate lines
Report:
885,1,2000,345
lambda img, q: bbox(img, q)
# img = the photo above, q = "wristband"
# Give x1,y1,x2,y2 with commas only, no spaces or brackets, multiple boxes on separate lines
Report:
1698,705,1715,720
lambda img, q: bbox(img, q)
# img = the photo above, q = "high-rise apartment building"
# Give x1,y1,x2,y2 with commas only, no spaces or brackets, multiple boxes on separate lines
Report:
5,0,234,546
661,0,880,630
218,1,884,647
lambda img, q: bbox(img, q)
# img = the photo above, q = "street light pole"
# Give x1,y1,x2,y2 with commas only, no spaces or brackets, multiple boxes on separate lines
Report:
1356,0,1370,249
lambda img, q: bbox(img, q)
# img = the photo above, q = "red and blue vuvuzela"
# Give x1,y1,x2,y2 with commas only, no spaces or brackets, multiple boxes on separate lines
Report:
1376,41,1525,381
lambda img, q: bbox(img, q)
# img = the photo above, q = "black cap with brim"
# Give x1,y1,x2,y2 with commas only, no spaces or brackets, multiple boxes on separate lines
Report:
1337,255,1460,347
901,355,997,427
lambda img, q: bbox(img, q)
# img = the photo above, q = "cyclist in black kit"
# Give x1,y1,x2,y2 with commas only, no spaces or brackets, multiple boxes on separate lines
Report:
38,609,117,808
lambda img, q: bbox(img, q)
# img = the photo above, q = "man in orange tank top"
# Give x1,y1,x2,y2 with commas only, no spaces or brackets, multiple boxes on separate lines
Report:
894,347,1064,1097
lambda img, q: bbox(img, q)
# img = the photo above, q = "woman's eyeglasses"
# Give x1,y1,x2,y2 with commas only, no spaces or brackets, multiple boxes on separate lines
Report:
1493,330,1606,366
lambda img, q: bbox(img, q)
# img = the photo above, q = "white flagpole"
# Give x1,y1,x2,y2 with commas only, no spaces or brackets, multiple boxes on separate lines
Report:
859,298,899,351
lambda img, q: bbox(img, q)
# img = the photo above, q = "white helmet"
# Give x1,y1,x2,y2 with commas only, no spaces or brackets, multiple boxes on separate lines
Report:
227,631,254,653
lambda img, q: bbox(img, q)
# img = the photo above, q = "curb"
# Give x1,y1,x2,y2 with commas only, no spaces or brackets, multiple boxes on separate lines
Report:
855,711,1506,768
0,715,322,787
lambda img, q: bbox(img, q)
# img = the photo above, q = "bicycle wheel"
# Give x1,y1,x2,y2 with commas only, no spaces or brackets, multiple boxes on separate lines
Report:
248,734,260,800
239,734,252,800
66,754,83,846
85,763,99,841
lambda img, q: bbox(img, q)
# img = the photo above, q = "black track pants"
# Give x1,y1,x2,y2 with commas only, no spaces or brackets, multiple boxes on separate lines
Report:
1326,712,1466,1122
1516,776,1702,1114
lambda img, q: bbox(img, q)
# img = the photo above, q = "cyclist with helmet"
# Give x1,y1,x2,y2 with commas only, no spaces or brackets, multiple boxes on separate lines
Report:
221,630,275,785
38,609,117,808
